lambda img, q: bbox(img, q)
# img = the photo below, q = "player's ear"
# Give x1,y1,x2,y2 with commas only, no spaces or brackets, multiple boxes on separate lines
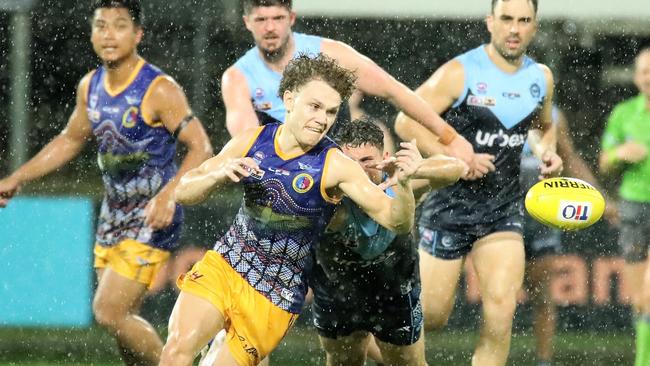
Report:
283,90,294,113
289,11,296,26
485,14,494,33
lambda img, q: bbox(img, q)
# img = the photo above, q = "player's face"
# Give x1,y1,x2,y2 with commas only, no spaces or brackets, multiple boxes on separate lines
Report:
283,79,342,147
341,143,386,185
243,6,296,62
91,8,142,67
634,51,650,98
487,0,537,62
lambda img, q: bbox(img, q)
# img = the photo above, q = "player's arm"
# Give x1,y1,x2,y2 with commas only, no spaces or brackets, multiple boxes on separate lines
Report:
528,65,563,178
222,66,260,137
393,60,463,157
321,39,475,165
324,149,415,234
599,105,647,174
143,75,214,228
0,72,94,207
174,127,262,206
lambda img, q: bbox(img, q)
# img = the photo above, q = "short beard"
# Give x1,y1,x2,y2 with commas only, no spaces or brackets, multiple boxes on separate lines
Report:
260,36,290,63
495,43,525,63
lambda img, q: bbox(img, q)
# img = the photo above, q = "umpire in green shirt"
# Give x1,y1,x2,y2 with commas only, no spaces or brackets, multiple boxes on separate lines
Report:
600,47,650,366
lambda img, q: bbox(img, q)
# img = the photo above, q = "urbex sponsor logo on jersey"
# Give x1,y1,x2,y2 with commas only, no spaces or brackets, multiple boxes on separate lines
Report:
558,201,591,222
475,129,527,147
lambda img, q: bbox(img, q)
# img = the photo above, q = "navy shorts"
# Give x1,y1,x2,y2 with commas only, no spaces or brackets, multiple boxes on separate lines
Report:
312,284,423,346
418,214,524,260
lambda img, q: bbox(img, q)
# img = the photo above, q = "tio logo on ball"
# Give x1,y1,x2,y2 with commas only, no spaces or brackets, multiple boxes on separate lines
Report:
558,201,591,222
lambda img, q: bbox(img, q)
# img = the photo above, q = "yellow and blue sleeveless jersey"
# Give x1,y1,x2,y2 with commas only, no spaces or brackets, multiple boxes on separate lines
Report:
234,32,322,124
214,123,338,314
420,45,547,230
86,59,182,250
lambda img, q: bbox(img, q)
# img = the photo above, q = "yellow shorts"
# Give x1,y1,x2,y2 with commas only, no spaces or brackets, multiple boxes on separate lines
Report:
178,250,298,366
94,239,170,288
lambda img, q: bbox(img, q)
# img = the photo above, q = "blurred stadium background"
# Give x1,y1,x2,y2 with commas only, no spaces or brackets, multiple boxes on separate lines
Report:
1,0,649,364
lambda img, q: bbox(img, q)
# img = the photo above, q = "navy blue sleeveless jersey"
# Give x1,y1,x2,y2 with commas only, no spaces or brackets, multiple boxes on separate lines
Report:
86,59,183,250
214,123,338,314
419,45,547,231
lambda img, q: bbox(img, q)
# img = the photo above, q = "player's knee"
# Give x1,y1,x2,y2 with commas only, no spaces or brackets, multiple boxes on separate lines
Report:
483,290,518,322
160,332,196,362
92,300,122,332
325,350,366,366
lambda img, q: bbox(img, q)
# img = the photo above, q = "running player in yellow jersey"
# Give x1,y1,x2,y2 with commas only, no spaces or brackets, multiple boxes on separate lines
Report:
159,54,418,366
0,1,212,365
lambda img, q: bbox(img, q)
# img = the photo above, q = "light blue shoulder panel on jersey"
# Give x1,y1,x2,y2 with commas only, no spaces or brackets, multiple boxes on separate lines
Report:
453,45,548,129
234,32,322,123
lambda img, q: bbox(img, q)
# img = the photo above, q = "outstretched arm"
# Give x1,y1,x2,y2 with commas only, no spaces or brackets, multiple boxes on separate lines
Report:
174,127,262,205
0,71,94,207
322,39,474,165
324,149,415,234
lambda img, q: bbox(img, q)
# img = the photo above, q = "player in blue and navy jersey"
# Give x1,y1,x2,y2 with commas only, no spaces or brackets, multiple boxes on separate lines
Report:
311,118,466,366
159,54,417,366
0,1,212,365
222,0,483,175
395,1,562,365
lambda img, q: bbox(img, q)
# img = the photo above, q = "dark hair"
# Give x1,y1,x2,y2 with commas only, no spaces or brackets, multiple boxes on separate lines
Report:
278,53,357,102
491,0,538,14
243,0,292,15
331,117,384,150
91,0,143,26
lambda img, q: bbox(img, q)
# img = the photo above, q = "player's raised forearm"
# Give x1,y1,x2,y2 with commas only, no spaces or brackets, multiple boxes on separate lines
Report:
387,180,415,235
528,126,557,159
394,113,446,157
413,156,466,189
174,160,231,205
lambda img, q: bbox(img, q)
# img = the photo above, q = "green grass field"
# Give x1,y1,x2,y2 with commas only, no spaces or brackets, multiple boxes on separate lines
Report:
0,326,634,365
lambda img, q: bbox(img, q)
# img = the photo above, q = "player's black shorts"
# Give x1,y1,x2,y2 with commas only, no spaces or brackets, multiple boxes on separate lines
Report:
418,213,524,260
311,284,423,346
523,212,562,260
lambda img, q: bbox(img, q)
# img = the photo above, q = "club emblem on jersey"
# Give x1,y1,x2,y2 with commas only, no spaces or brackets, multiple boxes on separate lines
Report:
292,173,314,193
122,106,139,128
476,82,488,94
530,83,541,98
254,87,264,99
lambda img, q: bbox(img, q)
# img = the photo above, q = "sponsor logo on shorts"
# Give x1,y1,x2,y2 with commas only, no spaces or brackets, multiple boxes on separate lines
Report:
292,173,314,193
468,95,497,107
441,236,454,248
558,201,591,222
475,129,526,147
188,271,204,281
237,335,260,361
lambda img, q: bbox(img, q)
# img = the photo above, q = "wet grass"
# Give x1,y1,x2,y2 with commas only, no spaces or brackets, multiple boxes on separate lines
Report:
0,326,634,365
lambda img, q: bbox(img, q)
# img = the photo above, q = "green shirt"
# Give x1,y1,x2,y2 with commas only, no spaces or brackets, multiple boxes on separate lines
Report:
601,94,650,202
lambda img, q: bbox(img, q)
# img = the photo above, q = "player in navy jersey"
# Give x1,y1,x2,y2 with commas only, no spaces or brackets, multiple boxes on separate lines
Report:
159,54,417,366
222,0,488,176
311,118,466,366
395,1,562,365
0,1,212,365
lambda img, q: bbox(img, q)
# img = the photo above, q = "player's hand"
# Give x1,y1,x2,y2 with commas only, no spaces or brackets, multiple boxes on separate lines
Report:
144,189,176,230
539,150,563,179
0,175,22,208
217,157,262,183
463,153,496,180
615,142,648,164
394,139,423,181
443,134,474,168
